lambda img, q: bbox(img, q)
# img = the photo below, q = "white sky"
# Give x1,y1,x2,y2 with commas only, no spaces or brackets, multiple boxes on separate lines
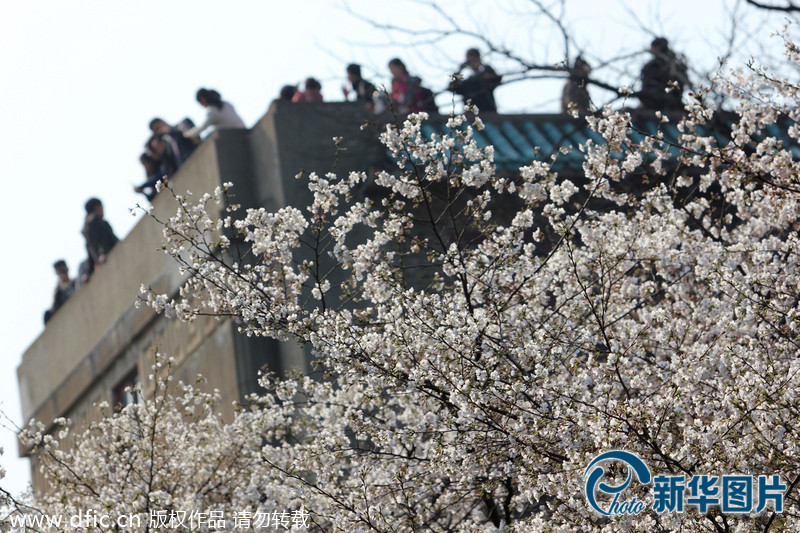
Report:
0,0,790,497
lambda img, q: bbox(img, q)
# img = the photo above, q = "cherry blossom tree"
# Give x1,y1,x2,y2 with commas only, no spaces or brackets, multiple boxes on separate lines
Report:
16,356,317,532
16,33,800,533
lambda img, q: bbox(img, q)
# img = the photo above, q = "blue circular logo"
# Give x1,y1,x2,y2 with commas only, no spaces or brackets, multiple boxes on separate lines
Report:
584,450,652,516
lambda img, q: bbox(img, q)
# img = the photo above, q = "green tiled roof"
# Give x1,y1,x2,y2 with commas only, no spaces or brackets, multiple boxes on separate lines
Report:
412,113,799,175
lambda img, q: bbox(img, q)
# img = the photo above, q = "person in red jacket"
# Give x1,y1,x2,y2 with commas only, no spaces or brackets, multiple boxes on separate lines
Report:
292,78,323,103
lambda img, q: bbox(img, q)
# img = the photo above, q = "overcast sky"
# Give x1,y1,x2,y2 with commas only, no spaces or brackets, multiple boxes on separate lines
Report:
0,0,789,496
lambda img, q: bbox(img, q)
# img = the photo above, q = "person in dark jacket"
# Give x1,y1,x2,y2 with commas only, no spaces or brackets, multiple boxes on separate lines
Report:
144,132,183,182
449,48,502,113
149,117,197,163
639,37,689,112
279,84,297,101
82,198,118,274
134,152,163,201
343,63,377,105
44,259,76,324
561,56,592,116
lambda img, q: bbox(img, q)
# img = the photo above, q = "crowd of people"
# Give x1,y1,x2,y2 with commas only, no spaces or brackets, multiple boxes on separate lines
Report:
44,87,250,325
134,89,246,202
284,50,498,116
43,39,690,325
283,38,688,119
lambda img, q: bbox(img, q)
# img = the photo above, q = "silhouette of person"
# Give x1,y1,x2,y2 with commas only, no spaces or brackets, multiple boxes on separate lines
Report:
561,56,592,116
639,37,689,112
449,48,502,113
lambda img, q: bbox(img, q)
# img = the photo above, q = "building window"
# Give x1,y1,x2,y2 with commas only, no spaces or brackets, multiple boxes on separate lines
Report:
112,370,140,408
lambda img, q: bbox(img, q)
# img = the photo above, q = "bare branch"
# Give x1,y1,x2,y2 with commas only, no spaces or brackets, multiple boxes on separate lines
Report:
746,0,800,11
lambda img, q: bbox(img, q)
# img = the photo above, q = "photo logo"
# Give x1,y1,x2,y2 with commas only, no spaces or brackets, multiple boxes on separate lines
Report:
583,450,651,516
583,450,786,517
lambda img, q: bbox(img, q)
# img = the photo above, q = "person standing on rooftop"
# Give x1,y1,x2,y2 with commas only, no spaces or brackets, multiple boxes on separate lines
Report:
184,88,246,139
43,260,75,324
561,56,592,116
639,37,689,112
388,58,425,114
292,78,324,103
343,64,376,105
449,48,501,113
82,198,118,275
